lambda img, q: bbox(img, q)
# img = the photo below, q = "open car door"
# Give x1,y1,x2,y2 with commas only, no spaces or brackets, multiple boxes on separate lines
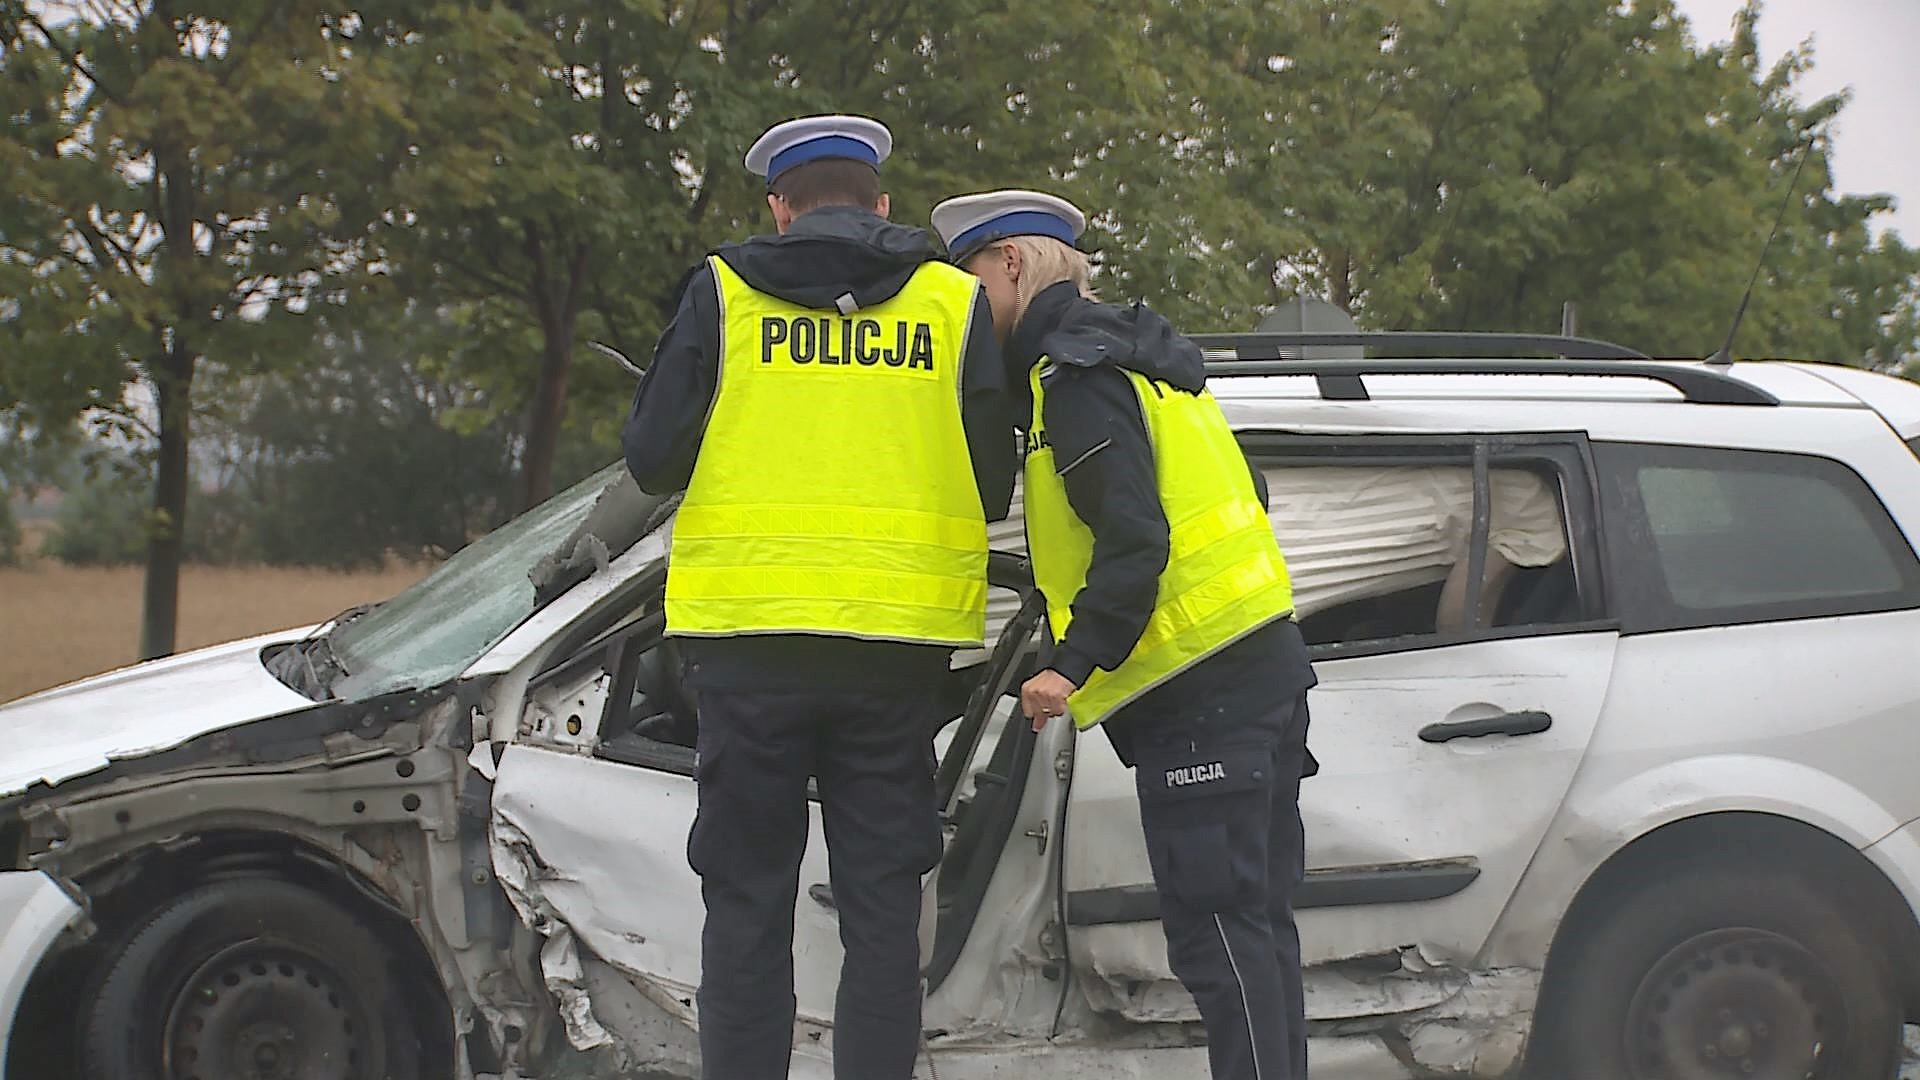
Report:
486,547,1055,1057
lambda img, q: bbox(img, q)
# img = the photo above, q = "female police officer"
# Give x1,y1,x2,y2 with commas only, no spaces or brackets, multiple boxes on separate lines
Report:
931,190,1318,1080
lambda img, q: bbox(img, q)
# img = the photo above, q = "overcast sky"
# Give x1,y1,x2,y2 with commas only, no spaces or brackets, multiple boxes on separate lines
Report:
1672,0,1919,242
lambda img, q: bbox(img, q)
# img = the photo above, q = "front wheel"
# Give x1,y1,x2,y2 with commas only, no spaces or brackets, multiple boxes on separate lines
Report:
1536,862,1903,1080
82,877,424,1080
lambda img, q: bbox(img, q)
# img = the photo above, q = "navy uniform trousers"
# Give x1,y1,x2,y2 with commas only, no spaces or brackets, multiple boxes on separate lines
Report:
1128,691,1314,1080
687,683,943,1080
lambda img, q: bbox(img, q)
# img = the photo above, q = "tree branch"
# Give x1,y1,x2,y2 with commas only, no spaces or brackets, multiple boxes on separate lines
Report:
742,0,780,29
589,266,634,362
563,239,591,326
658,0,707,93
72,216,141,281
597,0,617,156
439,252,524,300
684,161,717,228
25,14,116,104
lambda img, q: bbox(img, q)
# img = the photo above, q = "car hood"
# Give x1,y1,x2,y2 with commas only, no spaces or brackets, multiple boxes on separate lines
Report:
0,628,321,798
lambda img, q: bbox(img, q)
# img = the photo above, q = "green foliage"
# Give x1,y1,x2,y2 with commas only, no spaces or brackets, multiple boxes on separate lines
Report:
0,1,421,649
38,452,236,565
208,310,524,570
1123,0,1919,363
44,321,526,571
42,461,149,566
0,3,415,422
5,0,1919,589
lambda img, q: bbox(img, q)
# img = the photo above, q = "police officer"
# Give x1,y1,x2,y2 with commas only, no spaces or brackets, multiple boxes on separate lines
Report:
932,190,1318,1080
623,117,1014,1080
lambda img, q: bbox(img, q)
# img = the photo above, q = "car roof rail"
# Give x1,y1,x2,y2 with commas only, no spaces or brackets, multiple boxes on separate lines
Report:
1193,330,1650,361
1189,332,1780,407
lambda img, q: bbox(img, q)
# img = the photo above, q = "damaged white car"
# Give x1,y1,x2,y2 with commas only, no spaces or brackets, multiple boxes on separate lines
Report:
7,336,1920,1080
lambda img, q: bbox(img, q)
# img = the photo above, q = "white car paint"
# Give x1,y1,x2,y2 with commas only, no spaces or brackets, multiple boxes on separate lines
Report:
491,743,714,1027
1795,360,1920,438
0,872,80,1067
477,358,1920,1077
8,353,1920,1079
1065,633,1620,925
0,626,319,798
487,688,1064,1042
1063,632,1617,1027
1484,609,1920,969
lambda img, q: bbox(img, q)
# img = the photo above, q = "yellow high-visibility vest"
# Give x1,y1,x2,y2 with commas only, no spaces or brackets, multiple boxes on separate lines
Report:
666,255,989,646
1024,361,1295,727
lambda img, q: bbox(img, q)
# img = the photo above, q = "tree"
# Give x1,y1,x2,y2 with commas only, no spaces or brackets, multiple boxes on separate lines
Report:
1133,0,1919,363
371,0,711,510
199,304,523,568
0,482,18,565
0,1,411,655
371,0,1181,507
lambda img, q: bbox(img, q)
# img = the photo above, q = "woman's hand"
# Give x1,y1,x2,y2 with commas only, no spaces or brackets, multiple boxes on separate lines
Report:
1020,669,1078,731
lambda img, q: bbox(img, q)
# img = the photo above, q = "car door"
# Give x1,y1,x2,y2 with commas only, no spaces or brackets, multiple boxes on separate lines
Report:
487,555,1046,1036
1061,434,1622,1020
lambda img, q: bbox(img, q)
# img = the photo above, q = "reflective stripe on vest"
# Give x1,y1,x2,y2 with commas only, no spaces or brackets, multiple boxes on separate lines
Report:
1023,361,1295,727
666,255,989,645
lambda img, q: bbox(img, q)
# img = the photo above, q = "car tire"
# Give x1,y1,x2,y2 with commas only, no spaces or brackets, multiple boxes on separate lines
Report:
1537,861,1902,1080
81,877,424,1080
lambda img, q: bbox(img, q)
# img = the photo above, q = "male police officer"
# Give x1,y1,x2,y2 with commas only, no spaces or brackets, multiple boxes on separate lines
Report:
932,190,1318,1080
623,117,1013,1080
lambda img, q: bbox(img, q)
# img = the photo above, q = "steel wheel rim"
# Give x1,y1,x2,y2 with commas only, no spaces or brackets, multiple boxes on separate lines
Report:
160,939,370,1080
1624,926,1843,1080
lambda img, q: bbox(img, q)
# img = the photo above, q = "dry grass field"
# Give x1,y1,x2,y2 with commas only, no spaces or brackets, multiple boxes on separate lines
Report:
0,528,432,703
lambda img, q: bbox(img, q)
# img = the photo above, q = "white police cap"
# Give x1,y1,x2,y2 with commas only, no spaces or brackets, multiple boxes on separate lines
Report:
745,114,892,188
931,189,1087,265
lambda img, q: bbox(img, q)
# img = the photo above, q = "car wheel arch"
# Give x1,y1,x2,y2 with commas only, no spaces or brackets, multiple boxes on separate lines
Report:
1486,753,1910,968
1529,810,1920,1054
11,826,458,1078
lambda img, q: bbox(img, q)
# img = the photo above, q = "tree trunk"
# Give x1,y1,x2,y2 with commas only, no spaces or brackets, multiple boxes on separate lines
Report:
1331,249,1355,313
519,318,574,510
518,234,590,512
140,342,193,660
145,128,196,660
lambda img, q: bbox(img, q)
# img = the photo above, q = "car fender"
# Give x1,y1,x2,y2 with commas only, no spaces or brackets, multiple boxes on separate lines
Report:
1861,820,1920,932
1485,753,1909,968
0,872,81,1068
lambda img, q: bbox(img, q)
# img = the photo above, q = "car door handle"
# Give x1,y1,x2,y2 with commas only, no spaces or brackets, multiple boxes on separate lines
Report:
1418,710,1553,744
808,883,836,911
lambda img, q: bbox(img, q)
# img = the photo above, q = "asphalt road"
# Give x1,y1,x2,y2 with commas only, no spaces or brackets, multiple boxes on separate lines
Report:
544,1031,1920,1079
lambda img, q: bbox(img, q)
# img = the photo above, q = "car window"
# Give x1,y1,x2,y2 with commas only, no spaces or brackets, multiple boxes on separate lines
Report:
1598,443,1920,630
1260,457,1590,651
991,450,1594,657
326,462,630,701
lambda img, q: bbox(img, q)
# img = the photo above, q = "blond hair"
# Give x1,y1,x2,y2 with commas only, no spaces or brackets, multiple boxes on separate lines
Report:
998,235,1096,328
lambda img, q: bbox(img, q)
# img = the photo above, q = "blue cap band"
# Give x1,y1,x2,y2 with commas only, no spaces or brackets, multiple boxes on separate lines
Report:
766,135,881,185
947,211,1079,263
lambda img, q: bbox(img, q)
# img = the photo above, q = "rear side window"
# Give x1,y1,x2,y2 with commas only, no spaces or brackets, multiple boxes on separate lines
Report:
1597,443,1920,631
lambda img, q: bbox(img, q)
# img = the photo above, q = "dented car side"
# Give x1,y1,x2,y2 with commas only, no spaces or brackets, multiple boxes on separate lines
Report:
8,358,1920,1079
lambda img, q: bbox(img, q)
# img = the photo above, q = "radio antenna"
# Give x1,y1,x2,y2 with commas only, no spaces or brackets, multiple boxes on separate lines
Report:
1706,138,1814,367
587,340,643,378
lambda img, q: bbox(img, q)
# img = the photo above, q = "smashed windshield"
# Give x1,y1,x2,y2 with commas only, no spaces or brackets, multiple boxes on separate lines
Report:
324,462,632,701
